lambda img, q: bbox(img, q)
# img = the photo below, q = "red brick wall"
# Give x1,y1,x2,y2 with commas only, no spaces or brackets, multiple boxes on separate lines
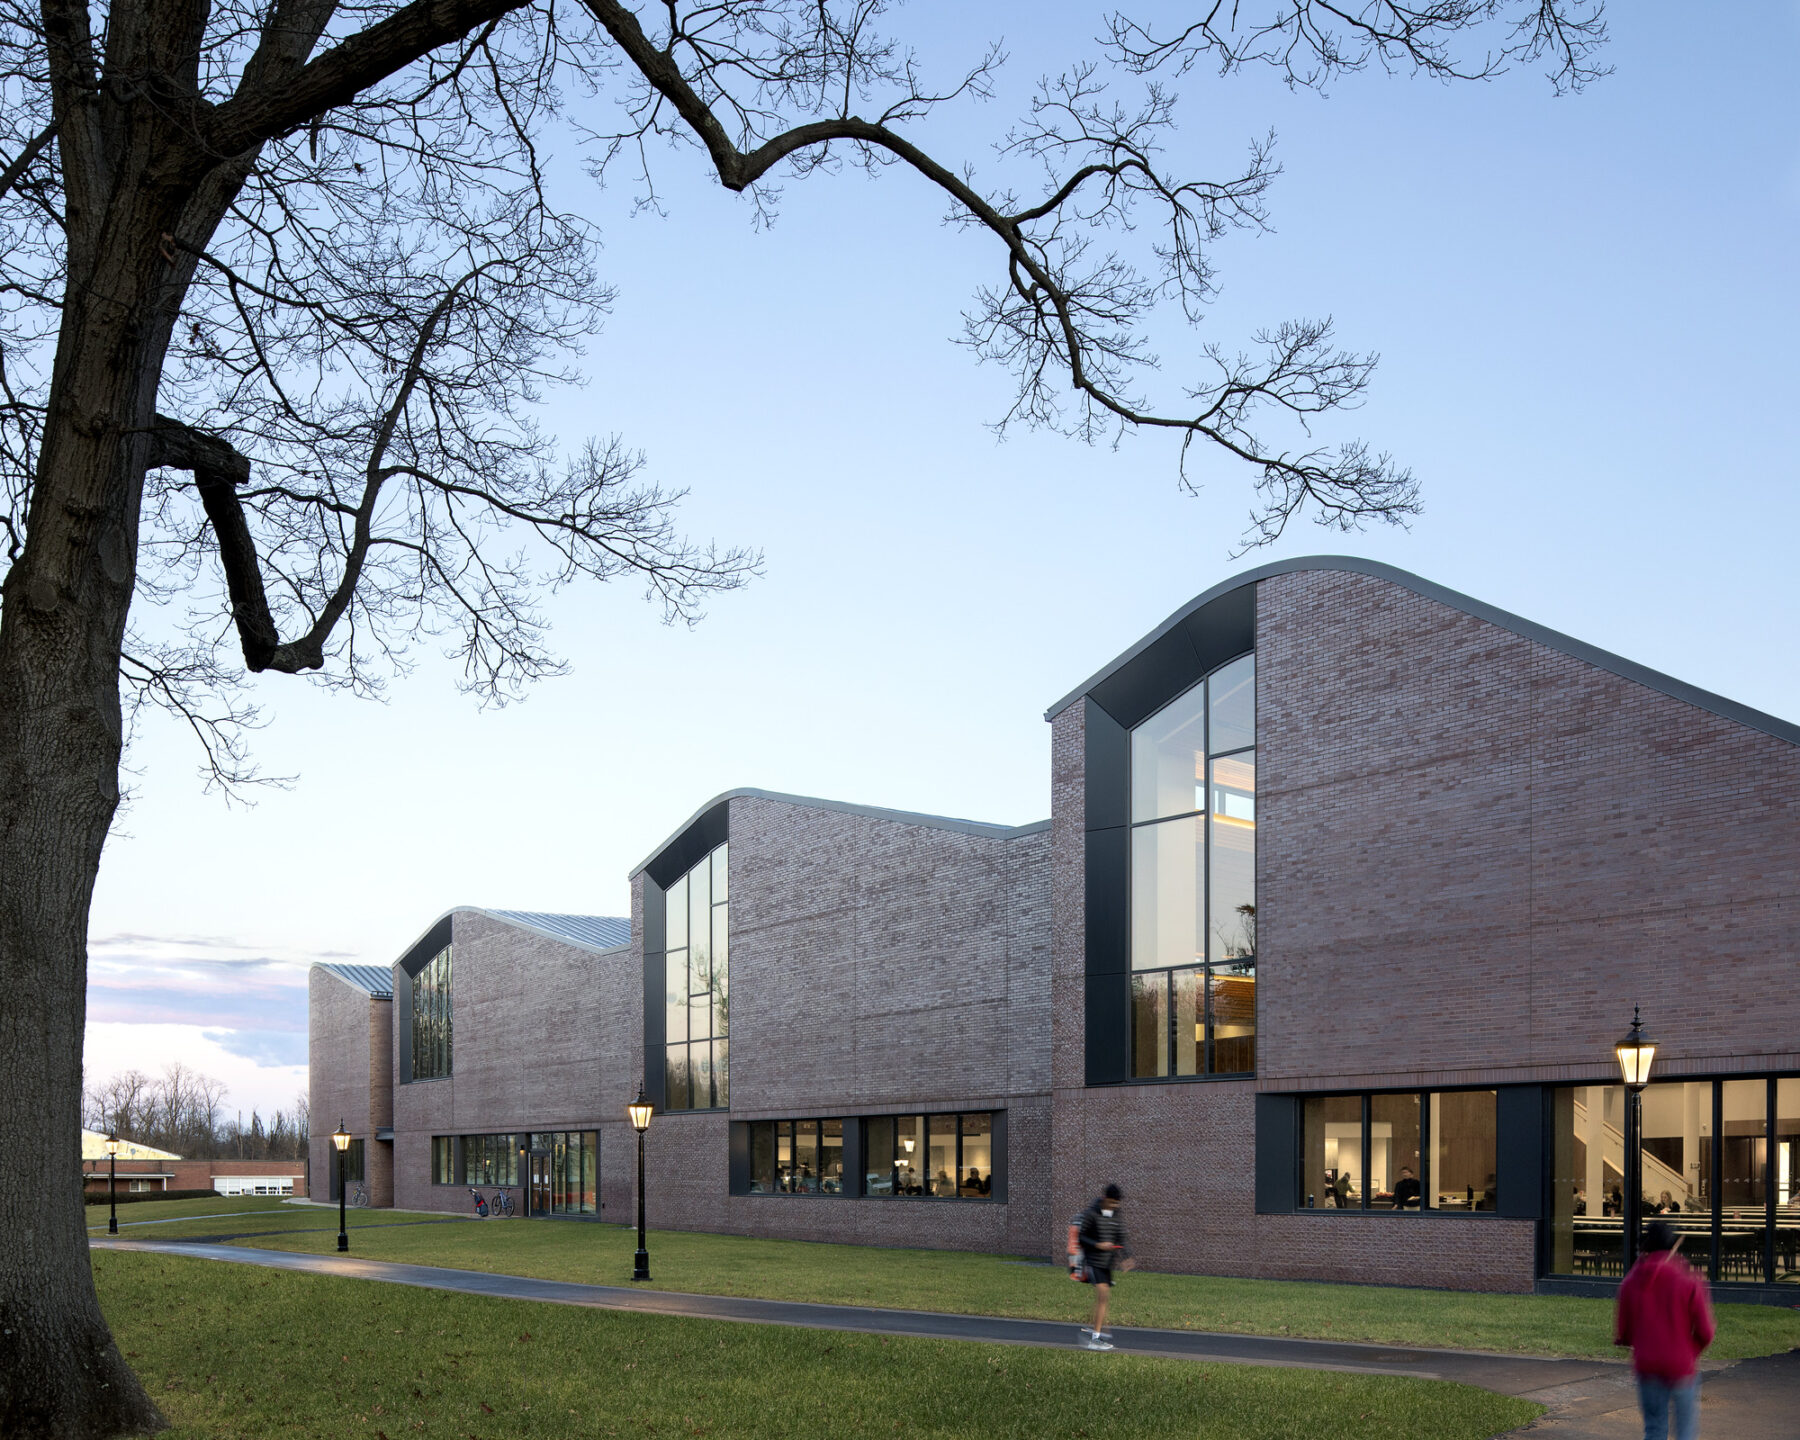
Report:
639,795,1054,1258
388,911,639,1218
307,970,385,1202
1049,566,1800,1293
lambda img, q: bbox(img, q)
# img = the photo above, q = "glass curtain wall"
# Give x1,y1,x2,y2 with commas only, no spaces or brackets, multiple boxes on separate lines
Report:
410,945,452,1080
1129,653,1256,1079
663,844,729,1110
1300,1091,1494,1212
1548,1077,1800,1283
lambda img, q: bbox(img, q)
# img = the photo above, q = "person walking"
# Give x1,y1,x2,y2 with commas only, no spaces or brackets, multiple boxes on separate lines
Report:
1076,1184,1133,1350
1615,1220,1715,1440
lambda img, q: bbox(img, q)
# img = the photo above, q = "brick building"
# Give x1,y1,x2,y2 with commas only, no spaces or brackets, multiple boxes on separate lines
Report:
310,557,1800,1297
80,1131,306,1197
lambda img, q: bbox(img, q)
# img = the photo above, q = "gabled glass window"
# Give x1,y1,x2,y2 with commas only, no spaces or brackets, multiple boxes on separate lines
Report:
1129,652,1256,1078
411,945,452,1080
663,844,729,1111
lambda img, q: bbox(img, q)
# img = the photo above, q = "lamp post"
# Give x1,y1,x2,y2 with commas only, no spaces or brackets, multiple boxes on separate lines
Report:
628,1088,653,1282
105,1133,119,1236
332,1121,352,1253
1615,1006,1658,1275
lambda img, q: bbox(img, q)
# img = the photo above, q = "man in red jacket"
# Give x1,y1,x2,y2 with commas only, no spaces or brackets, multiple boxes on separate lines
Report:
1614,1220,1715,1440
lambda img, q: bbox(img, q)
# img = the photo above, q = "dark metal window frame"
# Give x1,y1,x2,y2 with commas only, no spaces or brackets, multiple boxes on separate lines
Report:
1124,664,1258,1084
738,1117,850,1196
396,915,454,1085
860,1110,1000,1202
641,801,730,1113
1079,583,1256,1088
1293,1086,1501,1217
1539,1070,1800,1289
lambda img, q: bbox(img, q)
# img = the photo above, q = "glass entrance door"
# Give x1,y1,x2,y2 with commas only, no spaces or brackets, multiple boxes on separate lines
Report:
525,1131,599,1216
528,1151,553,1216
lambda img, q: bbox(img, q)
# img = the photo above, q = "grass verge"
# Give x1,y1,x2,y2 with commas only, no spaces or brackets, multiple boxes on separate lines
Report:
224,1215,1800,1362
88,1194,460,1242
94,1249,1540,1440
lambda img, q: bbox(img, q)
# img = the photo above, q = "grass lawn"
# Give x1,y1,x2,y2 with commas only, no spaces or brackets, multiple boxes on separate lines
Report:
228,1215,1800,1363
94,1249,1540,1440
89,1194,462,1243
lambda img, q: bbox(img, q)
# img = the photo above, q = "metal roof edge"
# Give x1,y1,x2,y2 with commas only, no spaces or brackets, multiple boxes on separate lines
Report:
311,962,395,999
461,908,630,958
1041,554,1800,748
358,908,631,974
629,788,1047,878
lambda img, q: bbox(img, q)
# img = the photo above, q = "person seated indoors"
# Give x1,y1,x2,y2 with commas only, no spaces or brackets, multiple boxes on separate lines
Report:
1392,1166,1422,1209
1574,1185,1588,1217
1655,1190,1681,1215
963,1166,988,1197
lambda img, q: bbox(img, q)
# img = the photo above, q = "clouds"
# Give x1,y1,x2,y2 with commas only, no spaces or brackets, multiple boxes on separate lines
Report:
202,1028,309,1067
84,930,340,1113
86,930,327,1034
84,1022,308,1121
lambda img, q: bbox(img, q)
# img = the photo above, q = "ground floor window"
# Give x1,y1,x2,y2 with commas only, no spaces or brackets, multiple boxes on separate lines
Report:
1547,1076,1800,1283
527,1131,598,1215
432,1135,455,1185
458,1133,519,1187
1299,1090,1495,1212
745,1119,845,1193
866,1112,993,1199
733,1111,1000,1199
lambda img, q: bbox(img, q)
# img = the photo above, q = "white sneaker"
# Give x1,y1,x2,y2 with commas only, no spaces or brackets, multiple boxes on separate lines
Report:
1085,1335,1113,1351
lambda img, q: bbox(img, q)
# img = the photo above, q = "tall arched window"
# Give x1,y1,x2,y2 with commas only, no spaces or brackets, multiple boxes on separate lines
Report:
1129,652,1255,1078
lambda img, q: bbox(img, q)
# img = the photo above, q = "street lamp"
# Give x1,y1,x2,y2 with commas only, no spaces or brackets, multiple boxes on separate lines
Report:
628,1088,653,1282
332,1121,352,1253
1615,1006,1658,1274
105,1133,119,1236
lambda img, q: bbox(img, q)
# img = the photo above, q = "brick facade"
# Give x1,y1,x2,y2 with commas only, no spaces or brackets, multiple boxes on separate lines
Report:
307,968,389,1203
1048,566,1800,1294
634,796,1051,1257
307,559,1799,1294
387,910,638,1219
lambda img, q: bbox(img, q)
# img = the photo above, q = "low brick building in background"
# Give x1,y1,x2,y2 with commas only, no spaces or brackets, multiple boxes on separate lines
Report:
80,1130,306,1197
310,557,1800,1299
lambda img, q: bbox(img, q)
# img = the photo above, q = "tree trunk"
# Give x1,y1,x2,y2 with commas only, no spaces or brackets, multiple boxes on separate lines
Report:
0,143,204,1438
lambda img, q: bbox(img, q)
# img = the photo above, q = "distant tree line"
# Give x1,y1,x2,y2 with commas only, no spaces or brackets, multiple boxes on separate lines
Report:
82,1063,308,1163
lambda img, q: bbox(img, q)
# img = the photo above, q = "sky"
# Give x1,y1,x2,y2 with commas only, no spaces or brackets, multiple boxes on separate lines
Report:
85,2,1800,1121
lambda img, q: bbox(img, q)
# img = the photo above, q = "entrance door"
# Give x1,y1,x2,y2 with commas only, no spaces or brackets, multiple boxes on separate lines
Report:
529,1151,553,1217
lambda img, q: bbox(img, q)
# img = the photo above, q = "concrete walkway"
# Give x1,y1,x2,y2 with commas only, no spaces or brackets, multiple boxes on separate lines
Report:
95,1237,1619,1399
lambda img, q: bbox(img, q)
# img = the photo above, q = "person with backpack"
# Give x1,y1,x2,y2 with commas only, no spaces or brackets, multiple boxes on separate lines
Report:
1073,1183,1133,1350
1615,1220,1715,1440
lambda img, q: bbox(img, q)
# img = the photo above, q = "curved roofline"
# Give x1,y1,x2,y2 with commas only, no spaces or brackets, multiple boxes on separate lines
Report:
1043,554,1800,748
378,908,632,965
630,787,1050,879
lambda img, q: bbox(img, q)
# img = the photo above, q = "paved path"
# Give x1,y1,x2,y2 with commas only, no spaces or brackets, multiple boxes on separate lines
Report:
93,1237,1620,1401
1497,1347,1800,1439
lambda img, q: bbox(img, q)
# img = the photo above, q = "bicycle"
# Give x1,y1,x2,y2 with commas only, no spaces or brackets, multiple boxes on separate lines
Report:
489,1186,516,1218
349,1184,369,1208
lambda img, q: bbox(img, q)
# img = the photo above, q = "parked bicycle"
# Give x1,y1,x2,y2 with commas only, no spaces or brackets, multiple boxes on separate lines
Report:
349,1184,369,1208
490,1186,516,1218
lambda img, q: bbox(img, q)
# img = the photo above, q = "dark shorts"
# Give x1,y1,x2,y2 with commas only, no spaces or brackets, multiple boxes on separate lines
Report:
1087,1262,1117,1287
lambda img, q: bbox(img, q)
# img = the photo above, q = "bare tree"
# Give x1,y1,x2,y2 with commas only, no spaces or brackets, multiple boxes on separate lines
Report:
0,1,1605,1433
